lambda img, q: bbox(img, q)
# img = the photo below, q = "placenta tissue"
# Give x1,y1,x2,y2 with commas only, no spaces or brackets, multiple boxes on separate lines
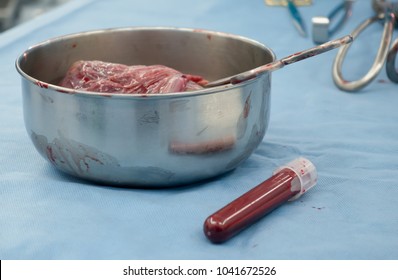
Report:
59,60,207,94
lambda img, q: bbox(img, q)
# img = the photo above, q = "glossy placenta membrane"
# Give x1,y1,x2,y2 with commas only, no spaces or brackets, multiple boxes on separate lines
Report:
59,60,208,94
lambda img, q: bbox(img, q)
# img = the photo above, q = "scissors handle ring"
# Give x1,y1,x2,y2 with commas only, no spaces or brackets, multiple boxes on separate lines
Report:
386,38,398,83
332,13,395,92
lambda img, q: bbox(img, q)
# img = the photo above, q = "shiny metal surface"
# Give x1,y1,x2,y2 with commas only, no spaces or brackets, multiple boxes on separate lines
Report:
332,13,395,92
332,0,398,92
287,0,308,37
16,27,275,187
386,38,398,82
206,35,353,87
372,0,398,24
312,0,355,44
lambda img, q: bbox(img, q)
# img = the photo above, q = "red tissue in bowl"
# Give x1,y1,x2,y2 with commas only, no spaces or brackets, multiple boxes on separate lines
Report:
59,60,208,94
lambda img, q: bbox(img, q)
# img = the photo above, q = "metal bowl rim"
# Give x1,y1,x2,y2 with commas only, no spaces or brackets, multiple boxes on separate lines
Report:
15,26,276,100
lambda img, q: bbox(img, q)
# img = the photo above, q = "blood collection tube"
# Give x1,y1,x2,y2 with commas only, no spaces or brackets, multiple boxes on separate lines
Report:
204,157,317,243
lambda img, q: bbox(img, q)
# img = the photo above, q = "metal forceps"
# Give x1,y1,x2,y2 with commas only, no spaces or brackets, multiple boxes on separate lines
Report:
332,0,398,92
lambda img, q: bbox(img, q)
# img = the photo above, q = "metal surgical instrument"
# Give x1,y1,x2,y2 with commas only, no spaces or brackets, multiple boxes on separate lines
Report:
332,0,398,92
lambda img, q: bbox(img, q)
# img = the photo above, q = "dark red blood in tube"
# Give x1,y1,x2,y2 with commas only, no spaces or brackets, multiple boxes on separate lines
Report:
204,168,300,243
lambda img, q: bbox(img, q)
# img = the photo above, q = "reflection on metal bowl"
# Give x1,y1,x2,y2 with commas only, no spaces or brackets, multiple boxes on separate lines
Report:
16,27,275,187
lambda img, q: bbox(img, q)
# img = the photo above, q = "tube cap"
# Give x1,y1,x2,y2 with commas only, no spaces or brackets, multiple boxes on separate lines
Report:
274,157,317,201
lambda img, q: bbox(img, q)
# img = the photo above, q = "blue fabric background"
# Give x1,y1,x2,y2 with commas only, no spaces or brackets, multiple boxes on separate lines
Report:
0,0,397,259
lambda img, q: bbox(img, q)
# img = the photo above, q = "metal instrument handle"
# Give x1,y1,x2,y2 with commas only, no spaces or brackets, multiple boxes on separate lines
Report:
332,13,395,92
386,38,398,82
372,0,398,26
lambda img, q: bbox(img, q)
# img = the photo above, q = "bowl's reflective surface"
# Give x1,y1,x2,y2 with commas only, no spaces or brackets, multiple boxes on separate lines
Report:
16,27,275,187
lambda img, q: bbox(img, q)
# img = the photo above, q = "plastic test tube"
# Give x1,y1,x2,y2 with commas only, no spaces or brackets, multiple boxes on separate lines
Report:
203,157,317,243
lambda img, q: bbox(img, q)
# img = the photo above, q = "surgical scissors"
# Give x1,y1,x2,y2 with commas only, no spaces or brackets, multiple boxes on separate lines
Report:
332,0,398,92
